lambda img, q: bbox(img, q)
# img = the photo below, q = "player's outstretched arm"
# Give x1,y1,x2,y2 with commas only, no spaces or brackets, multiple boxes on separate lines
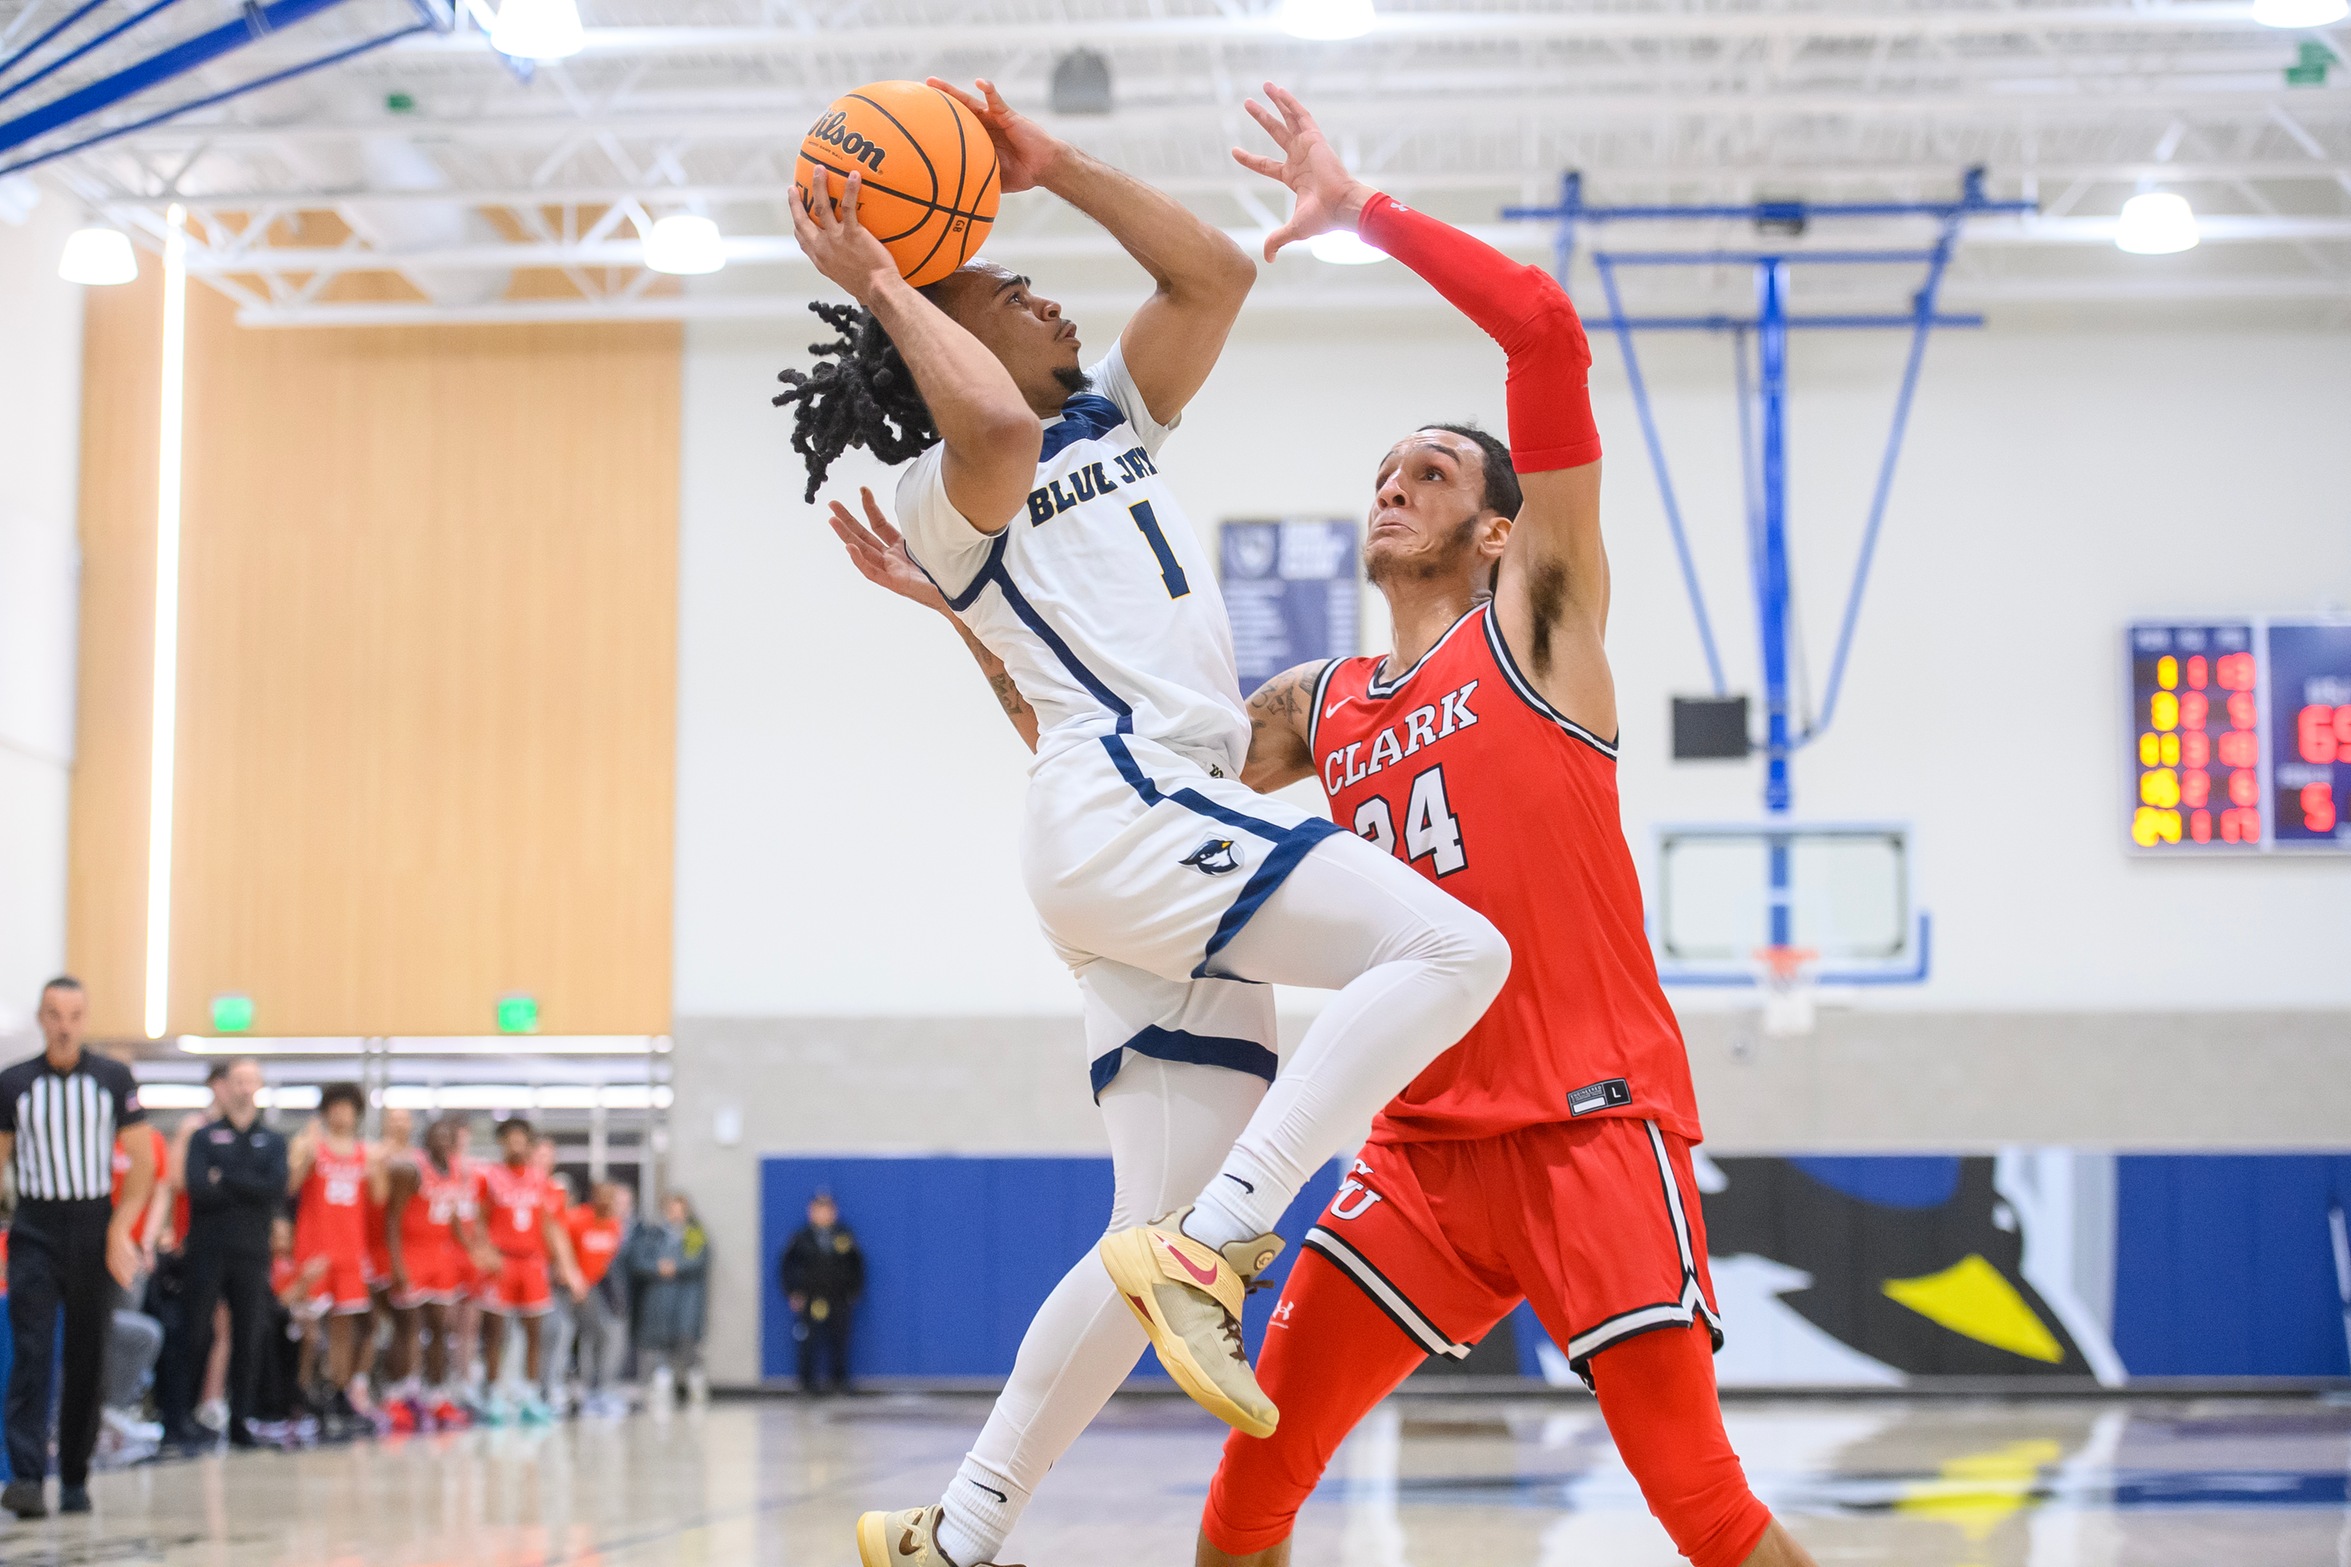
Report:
792,173,1041,535
1237,84,1614,739
930,77,1254,427
828,488,1040,751
1242,661,1327,793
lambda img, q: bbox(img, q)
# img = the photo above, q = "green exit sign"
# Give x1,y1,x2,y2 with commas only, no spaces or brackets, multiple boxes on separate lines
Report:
496,994,540,1035
210,994,254,1034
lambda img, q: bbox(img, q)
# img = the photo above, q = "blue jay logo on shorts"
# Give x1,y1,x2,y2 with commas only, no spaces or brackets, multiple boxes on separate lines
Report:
1181,837,1241,876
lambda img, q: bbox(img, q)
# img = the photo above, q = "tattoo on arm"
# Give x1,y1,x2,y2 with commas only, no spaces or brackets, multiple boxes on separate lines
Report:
1243,661,1327,789
953,617,1040,752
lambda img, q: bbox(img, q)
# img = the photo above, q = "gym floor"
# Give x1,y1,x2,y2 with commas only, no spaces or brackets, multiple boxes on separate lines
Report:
28,1393,2349,1564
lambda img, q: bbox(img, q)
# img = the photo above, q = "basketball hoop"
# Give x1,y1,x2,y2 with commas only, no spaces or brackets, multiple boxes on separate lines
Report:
1754,945,1819,1038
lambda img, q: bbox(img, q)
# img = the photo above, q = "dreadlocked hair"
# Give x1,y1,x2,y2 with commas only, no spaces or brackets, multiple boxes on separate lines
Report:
771,299,941,503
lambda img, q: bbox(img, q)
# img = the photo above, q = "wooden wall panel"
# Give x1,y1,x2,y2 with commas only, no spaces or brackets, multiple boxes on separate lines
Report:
67,270,163,1040
71,283,679,1038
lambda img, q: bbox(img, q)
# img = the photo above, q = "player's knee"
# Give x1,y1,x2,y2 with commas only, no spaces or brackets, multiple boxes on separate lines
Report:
1441,905,1511,1009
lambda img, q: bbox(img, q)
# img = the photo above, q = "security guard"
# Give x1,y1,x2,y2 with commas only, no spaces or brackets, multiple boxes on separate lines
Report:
779,1191,863,1395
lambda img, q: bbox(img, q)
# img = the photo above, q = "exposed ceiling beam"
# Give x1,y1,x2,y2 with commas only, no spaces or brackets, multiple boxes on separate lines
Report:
227,268,2351,327
181,215,2351,277
82,161,2351,212
378,6,2320,54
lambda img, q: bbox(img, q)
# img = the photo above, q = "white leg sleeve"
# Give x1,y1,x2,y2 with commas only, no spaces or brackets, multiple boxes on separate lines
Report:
1184,829,1510,1249
936,1054,1266,1565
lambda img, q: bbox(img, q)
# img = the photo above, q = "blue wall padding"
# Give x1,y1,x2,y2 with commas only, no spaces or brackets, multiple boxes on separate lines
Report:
1786,1155,1961,1209
761,1149,2351,1381
761,1155,1341,1381
2113,1153,2351,1378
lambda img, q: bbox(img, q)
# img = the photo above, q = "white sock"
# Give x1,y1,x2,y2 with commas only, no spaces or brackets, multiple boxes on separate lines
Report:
1187,832,1509,1253
934,1457,1030,1566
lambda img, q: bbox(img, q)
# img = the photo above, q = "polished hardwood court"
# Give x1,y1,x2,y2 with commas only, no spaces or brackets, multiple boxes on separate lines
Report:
19,1392,2347,1564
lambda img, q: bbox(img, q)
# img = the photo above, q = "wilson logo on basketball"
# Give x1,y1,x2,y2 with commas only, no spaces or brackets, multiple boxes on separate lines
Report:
808,110,885,173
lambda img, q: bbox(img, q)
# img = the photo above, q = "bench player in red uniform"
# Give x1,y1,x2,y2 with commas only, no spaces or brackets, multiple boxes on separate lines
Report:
472,1116,584,1423
384,1115,494,1430
828,83,1819,1567
286,1082,384,1432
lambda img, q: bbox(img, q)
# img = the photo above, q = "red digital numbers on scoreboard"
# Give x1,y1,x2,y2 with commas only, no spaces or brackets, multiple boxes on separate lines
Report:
2129,619,2351,853
2268,620,2351,848
2127,624,2260,852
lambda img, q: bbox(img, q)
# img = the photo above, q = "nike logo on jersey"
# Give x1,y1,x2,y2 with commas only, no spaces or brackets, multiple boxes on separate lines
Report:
1181,838,1241,875
1023,444,1159,526
1321,680,1479,795
1323,696,1354,718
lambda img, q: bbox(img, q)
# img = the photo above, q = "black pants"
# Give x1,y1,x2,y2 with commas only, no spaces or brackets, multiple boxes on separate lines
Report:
6,1199,116,1486
798,1304,852,1392
162,1242,272,1440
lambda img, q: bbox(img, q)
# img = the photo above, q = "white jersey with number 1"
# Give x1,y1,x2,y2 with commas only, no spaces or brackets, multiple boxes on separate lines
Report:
895,344,1341,1097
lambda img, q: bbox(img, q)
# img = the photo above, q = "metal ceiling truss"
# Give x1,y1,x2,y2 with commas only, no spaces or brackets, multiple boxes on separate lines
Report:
7,0,2347,325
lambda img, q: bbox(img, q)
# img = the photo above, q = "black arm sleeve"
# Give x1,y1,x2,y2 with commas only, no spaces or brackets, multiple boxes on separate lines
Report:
183,1130,225,1215
108,1060,147,1127
780,1231,806,1295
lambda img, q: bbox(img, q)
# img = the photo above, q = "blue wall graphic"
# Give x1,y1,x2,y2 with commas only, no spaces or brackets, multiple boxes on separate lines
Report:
761,1150,2351,1384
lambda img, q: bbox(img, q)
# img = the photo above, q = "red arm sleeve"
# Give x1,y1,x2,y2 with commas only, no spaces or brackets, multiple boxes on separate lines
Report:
1355,192,1600,473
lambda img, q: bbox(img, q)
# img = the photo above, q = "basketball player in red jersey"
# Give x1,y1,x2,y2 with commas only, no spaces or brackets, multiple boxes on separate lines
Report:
286,1082,383,1430
472,1116,584,1423
384,1115,493,1429
830,84,1819,1567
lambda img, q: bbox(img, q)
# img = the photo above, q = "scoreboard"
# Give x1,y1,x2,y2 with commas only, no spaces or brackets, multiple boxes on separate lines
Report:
2128,619,2351,853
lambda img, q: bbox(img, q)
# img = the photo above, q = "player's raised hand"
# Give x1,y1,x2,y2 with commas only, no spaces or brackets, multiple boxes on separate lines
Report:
1232,83,1375,260
790,172,902,305
828,487,952,615
926,77,1063,193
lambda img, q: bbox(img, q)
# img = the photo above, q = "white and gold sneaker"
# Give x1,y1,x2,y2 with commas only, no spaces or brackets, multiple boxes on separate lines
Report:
1098,1210,1284,1437
855,1504,1024,1567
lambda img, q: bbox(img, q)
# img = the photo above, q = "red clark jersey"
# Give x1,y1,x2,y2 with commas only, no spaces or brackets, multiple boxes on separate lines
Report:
1311,604,1700,1144
476,1162,563,1259
294,1140,372,1260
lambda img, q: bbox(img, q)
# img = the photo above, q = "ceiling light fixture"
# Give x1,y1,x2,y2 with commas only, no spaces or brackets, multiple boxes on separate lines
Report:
58,224,137,285
2115,191,2200,254
1306,228,1388,265
489,0,583,61
2253,0,2347,26
1277,0,1376,41
643,213,725,274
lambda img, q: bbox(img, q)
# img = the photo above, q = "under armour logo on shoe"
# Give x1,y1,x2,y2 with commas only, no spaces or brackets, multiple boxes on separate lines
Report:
1181,838,1240,875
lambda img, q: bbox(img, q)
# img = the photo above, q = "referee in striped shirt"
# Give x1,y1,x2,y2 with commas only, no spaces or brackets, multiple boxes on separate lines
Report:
0,978,152,1520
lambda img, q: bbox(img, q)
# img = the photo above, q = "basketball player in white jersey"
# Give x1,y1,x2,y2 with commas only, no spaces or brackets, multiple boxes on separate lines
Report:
780,80,1508,1567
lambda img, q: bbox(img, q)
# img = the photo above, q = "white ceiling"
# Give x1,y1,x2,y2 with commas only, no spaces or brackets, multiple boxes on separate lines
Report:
8,0,2348,325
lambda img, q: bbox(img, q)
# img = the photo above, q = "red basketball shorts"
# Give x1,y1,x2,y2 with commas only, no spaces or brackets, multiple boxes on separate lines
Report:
1204,1117,1770,1567
295,1246,375,1316
1305,1115,1721,1375
393,1244,469,1309
478,1253,553,1316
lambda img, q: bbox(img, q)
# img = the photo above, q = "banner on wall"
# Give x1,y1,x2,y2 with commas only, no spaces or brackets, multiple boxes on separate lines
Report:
1220,519,1359,691
759,1150,2351,1386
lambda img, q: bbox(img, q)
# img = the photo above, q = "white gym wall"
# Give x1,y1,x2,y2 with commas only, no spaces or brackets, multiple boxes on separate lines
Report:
0,196,87,1043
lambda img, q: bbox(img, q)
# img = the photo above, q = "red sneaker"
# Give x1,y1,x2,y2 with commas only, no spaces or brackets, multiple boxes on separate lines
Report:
429,1399,469,1431
386,1398,419,1435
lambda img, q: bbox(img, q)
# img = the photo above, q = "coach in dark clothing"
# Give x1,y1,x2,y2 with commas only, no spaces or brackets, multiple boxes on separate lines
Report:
160,1057,283,1451
780,1192,863,1394
0,977,153,1519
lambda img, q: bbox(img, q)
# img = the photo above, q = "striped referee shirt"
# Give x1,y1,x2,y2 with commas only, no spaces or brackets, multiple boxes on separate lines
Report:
0,1049,145,1201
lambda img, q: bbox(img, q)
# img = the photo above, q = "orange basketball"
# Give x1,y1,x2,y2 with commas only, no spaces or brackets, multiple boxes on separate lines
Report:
796,81,1000,289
